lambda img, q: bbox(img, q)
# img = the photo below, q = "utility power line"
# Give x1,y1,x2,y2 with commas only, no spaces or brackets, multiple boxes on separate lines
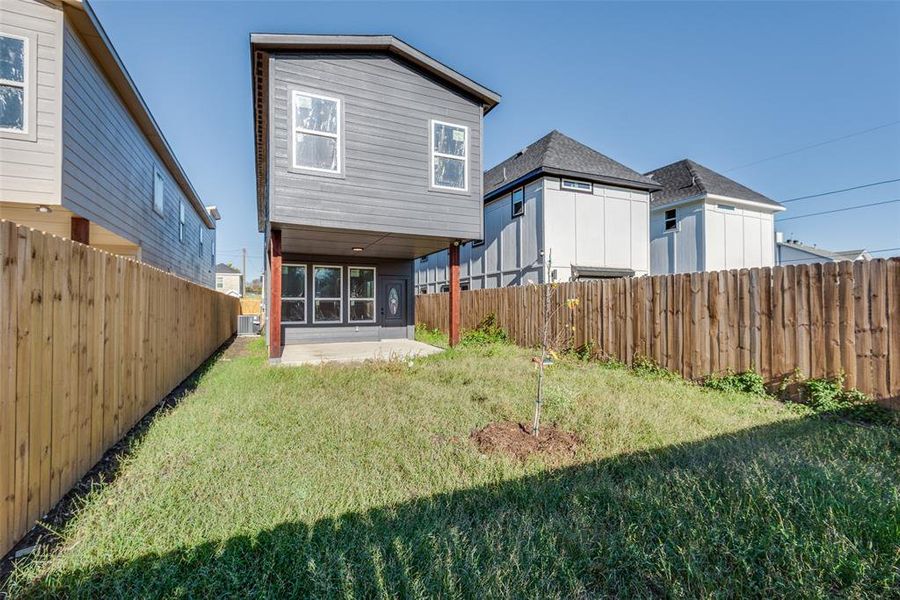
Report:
724,120,900,172
781,178,900,204
777,198,900,221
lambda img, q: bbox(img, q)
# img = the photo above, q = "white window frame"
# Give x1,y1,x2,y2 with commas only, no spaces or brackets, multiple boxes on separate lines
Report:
0,32,29,136
430,119,468,192
198,225,204,257
291,90,341,174
179,202,186,242
348,266,376,324
153,167,165,216
282,263,308,324
561,179,593,193
313,264,343,324
511,187,525,218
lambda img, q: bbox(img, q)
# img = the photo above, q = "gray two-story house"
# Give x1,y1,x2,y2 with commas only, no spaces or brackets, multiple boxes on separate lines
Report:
0,0,218,286
250,34,500,357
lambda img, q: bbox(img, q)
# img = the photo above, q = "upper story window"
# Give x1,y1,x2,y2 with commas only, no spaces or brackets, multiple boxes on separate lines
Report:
664,208,677,231
561,179,592,193
198,226,204,257
511,188,525,218
153,168,165,215
179,203,186,242
292,91,341,173
717,204,736,212
431,120,467,191
0,34,27,133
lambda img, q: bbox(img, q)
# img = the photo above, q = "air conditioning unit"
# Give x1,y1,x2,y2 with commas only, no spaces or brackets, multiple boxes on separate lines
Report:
237,314,259,336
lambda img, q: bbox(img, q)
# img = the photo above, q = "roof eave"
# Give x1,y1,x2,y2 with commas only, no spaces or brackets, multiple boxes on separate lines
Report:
249,34,501,113
64,0,215,229
484,166,661,202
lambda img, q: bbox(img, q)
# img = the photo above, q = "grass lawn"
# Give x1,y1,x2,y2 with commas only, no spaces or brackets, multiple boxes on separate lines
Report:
5,336,899,598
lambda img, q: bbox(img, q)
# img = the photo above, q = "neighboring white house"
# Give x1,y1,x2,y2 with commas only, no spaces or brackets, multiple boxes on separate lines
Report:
215,263,244,297
644,159,785,275
415,130,659,292
776,236,872,266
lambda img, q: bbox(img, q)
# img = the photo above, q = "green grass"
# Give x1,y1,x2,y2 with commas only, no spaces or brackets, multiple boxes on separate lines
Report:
6,336,899,598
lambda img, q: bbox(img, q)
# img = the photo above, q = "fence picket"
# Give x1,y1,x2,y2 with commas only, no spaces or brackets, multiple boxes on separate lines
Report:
0,221,239,556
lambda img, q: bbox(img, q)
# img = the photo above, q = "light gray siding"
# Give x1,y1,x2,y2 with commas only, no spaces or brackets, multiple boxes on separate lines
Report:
0,0,62,205
416,179,544,292
60,22,214,286
269,53,484,240
649,201,704,275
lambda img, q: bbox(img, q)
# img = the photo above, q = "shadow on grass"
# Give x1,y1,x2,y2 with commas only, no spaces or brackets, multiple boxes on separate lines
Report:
11,416,899,598
0,337,239,586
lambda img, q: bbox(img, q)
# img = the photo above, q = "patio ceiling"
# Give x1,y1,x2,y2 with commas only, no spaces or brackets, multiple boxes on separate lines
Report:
277,223,455,260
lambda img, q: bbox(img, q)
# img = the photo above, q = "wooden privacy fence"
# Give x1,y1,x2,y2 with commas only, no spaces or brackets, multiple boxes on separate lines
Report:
416,258,900,407
1,220,240,556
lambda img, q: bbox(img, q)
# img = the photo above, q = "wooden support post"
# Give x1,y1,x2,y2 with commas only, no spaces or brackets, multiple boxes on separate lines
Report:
70,217,90,245
449,242,460,347
269,230,282,359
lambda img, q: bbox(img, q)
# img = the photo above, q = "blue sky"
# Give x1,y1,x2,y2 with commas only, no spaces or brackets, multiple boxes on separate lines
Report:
92,0,900,278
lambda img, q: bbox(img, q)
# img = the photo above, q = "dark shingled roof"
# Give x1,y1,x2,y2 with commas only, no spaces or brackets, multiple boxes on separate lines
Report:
215,263,242,274
645,159,782,208
484,130,659,199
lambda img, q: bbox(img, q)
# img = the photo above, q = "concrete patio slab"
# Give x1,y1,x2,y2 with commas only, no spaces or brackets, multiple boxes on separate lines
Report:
277,339,443,366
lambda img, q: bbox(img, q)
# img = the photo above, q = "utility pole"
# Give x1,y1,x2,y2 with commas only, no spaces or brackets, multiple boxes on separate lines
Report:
242,248,247,296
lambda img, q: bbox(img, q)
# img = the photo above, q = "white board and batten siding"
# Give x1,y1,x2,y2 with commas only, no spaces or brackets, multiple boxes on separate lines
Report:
269,53,484,241
542,177,650,281
415,177,652,292
60,22,215,286
650,200,776,275
703,202,775,272
0,0,63,206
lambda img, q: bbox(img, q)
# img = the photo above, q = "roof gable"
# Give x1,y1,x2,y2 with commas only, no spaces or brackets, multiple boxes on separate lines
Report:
215,263,242,274
645,159,782,209
484,130,659,199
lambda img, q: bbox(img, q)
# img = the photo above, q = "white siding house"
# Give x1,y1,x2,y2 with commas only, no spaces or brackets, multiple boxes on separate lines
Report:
776,238,872,266
645,159,784,275
416,131,659,292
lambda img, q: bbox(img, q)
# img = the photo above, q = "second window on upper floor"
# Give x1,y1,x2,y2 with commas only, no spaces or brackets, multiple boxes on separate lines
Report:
292,90,341,173
431,120,467,191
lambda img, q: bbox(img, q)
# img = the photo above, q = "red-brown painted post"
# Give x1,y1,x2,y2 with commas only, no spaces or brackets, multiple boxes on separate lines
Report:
71,216,90,245
269,229,282,359
449,241,461,346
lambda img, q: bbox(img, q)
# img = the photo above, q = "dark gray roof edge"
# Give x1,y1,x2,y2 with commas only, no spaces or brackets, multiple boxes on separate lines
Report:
70,1,215,228
249,33,501,113
485,166,661,202
215,263,242,274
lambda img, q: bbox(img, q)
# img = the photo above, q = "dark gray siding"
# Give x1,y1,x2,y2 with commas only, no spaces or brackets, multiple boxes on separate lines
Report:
280,254,415,344
270,53,483,240
60,23,214,286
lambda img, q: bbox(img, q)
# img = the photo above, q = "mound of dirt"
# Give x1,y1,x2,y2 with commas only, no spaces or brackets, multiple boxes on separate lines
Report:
470,421,581,461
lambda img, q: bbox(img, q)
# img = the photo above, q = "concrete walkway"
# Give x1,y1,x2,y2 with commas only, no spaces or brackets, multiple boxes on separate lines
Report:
277,339,443,366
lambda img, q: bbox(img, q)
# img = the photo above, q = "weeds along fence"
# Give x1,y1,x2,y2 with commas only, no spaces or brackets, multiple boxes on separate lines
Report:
416,258,900,408
0,221,240,556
